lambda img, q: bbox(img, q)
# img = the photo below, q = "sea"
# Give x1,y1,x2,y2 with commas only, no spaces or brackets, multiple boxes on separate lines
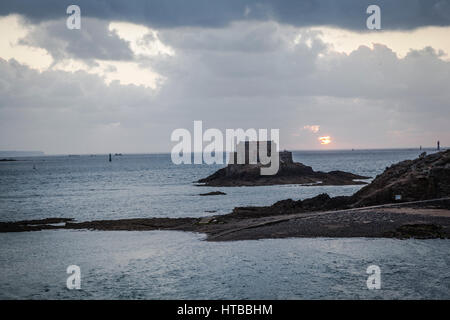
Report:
0,149,449,299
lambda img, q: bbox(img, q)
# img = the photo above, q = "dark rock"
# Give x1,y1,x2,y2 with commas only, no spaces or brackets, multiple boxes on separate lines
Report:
199,191,226,196
351,150,450,207
229,193,354,219
384,224,445,239
0,218,73,232
198,160,370,187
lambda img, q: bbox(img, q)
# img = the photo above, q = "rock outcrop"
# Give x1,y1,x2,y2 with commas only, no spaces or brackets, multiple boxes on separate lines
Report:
198,142,369,186
199,191,226,196
231,150,450,214
351,150,450,206
231,193,354,218
198,160,370,187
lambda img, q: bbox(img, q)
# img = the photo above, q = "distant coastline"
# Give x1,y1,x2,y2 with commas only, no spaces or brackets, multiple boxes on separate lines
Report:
0,150,44,157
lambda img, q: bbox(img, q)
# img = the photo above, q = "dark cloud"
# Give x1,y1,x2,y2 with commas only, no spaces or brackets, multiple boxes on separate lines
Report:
151,23,450,102
18,18,133,63
1,0,449,31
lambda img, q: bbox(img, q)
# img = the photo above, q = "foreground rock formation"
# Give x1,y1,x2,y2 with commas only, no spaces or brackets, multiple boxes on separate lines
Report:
351,150,450,206
232,150,450,214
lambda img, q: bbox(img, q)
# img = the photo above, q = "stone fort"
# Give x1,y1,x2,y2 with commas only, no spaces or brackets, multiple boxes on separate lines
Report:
229,141,293,165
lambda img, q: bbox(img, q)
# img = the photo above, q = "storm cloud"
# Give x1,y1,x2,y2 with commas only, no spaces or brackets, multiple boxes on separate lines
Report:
19,18,134,64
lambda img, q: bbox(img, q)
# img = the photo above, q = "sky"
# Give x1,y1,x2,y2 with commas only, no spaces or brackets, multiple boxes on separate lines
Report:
0,0,449,154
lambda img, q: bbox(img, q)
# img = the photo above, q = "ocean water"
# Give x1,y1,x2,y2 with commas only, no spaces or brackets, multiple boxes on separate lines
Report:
1,148,449,299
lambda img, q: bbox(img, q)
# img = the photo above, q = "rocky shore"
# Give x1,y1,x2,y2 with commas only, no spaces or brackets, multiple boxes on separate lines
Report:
1,150,449,241
1,199,449,240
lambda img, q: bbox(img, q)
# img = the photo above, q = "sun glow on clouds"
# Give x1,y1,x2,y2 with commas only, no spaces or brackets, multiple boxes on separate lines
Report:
318,136,332,145
301,126,332,146
314,26,450,61
109,22,175,57
303,125,320,133
0,15,170,89
52,20,173,89
0,15,52,70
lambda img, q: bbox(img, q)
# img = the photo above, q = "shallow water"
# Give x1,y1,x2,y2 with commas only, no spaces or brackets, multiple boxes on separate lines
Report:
0,230,449,299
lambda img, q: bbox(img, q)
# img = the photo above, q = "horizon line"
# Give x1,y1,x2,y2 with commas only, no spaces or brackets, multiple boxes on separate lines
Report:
1,146,446,157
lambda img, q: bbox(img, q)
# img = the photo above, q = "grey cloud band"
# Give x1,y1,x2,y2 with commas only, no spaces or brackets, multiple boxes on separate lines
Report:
1,0,449,31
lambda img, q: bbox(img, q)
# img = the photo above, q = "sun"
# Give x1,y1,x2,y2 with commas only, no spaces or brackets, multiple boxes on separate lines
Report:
318,136,332,145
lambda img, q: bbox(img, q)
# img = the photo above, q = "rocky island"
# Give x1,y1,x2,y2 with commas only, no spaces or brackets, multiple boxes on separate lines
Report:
1,150,450,241
197,142,370,186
